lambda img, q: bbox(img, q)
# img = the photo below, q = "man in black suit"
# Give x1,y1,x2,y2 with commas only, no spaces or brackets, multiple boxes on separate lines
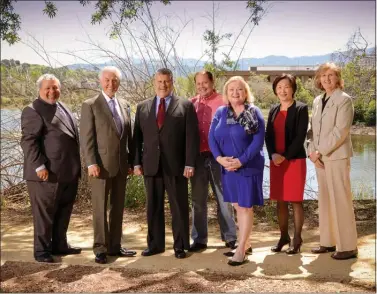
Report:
133,68,199,259
20,74,82,263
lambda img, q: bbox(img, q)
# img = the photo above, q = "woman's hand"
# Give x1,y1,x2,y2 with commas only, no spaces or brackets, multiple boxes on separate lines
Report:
309,150,320,163
225,158,242,171
216,156,234,169
314,158,325,169
272,153,285,166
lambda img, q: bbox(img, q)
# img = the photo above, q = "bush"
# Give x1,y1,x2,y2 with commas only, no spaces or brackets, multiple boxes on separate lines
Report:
365,100,376,126
125,175,146,208
353,102,365,123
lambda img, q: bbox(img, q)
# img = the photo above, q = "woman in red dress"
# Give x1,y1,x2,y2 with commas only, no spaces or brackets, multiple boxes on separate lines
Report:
265,74,309,254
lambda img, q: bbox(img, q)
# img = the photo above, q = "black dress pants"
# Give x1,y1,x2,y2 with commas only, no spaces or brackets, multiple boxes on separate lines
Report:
144,167,189,251
27,180,78,257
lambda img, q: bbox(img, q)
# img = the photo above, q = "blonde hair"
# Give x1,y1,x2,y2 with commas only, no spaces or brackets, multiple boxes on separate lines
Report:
314,62,344,90
222,76,254,105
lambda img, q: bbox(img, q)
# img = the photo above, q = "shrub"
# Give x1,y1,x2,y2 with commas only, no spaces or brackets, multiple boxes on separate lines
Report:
365,100,376,126
125,175,146,208
353,102,365,123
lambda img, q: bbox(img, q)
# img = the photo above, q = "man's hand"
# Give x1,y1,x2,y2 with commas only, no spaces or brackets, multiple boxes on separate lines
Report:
183,167,195,178
272,153,285,166
134,166,143,176
37,169,49,181
225,158,242,171
88,165,100,177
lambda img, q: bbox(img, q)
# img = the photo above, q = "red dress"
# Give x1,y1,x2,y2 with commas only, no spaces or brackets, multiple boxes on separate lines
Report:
270,111,306,202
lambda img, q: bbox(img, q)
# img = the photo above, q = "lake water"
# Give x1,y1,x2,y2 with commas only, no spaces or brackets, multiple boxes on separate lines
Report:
1,109,375,199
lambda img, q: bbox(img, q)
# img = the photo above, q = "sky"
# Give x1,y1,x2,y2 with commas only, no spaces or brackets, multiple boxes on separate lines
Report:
1,1,375,66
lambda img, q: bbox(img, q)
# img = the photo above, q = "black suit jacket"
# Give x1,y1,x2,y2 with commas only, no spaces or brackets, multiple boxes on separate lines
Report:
20,98,81,183
265,100,309,160
133,95,199,176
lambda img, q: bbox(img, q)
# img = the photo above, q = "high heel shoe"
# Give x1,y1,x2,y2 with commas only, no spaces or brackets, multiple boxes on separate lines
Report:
286,238,302,254
271,236,291,252
227,254,247,266
223,246,252,257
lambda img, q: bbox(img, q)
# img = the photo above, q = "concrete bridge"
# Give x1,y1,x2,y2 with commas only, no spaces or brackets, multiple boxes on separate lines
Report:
222,66,319,83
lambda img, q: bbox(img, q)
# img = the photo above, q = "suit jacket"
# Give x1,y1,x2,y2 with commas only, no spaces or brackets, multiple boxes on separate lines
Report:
265,100,309,160
307,88,354,161
133,95,199,176
80,93,133,178
20,98,81,183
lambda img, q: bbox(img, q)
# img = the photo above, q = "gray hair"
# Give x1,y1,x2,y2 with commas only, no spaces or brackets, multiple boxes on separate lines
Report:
99,66,122,80
36,74,61,89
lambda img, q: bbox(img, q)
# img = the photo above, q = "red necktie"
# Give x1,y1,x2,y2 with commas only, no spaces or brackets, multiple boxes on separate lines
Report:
157,98,166,129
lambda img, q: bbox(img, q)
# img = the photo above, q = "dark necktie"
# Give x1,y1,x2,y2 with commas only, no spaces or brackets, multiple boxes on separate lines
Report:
109,99,123,135
157,98,166,129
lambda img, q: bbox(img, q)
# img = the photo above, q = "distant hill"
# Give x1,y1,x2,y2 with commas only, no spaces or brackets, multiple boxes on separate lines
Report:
64,47,376,73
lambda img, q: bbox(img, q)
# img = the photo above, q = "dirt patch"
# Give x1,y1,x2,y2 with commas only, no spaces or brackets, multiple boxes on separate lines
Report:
1,261,375,293
1,200,375,293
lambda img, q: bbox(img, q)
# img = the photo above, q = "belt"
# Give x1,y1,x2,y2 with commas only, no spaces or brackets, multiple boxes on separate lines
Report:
200,151,212,158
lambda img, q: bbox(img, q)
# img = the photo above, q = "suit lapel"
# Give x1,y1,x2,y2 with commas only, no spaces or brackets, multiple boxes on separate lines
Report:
33,98,76,139
321,90,340,118
147,97,159,133
59,102,79,140
118,99,130,138
52,111,76,139
97,94,121,138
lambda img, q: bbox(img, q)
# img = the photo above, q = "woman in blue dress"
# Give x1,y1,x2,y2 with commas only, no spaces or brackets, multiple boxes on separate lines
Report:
209,76,265,266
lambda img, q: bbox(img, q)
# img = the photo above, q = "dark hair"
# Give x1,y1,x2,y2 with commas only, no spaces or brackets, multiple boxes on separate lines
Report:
272,74,297,96
194,70,214,83
155,68,173,80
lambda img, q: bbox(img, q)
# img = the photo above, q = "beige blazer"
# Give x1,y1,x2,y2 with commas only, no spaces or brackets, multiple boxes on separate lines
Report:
307,88,354,161
80,93,133,178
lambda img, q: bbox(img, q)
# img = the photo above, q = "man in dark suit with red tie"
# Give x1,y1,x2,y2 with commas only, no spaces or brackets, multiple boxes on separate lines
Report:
21,74,82,263
133,68,199,259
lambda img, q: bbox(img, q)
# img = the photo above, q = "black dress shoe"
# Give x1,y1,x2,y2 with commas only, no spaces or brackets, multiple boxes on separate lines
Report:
141,248,165,257
331,249,358,260
188,243,207,252
35,253,54,263
225,240,237,249
108,247,137,257
174,248,186,259
311,246,336,254
224,246,252,257
52,246,82,255
95,253,107,264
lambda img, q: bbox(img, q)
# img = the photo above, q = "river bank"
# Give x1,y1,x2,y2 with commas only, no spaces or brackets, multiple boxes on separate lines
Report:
351,124,376,136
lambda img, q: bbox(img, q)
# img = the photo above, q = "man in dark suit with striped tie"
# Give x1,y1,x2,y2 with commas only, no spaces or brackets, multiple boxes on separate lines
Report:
80,66,136,264
21,74,82,263
133,68,199,259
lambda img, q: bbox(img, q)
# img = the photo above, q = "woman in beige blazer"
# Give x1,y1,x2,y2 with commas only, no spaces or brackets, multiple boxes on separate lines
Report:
307,62,358,260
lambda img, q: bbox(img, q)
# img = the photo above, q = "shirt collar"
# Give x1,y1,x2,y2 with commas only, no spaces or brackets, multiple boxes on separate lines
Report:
156,94,172,103
199,90,217,102
102,90,117,103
